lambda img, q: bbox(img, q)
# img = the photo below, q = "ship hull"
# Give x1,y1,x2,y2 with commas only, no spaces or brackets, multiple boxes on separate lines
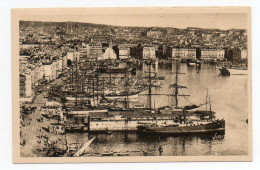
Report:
66,96,87,101
99,68,132,74
105,93,139,100
187,62,196,66
219,67,230,76
137,120,225,134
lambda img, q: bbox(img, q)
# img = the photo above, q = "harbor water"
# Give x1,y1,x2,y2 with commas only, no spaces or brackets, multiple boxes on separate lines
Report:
67,62,249,156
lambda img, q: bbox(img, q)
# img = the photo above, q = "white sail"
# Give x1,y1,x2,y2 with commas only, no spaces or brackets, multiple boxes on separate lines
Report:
73,137,96,157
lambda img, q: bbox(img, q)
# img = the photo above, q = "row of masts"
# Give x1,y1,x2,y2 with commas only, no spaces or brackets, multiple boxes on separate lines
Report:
67,58,211,113
68,58,134,108
145,60,184,111
145,60,211,112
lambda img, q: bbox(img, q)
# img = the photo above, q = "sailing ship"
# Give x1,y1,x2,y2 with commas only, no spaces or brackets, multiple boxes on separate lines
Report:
62,59,144,106
137,61,225,134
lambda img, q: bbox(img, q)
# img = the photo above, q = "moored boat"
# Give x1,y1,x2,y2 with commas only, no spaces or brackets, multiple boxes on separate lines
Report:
186,58,196,66
137,119,225,134
220,67,230,76
137,60,225,134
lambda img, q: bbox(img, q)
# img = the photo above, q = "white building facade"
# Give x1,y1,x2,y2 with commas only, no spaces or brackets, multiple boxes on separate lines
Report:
201,49,225,60
241,50,248,59
119,46,131,59
143,46,156,60
172,48,196,60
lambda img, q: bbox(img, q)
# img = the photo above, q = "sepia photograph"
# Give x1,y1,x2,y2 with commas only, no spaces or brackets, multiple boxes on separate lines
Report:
12,7,251,163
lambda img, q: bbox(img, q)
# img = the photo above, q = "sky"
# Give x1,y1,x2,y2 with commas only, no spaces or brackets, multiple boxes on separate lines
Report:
18,8,248,30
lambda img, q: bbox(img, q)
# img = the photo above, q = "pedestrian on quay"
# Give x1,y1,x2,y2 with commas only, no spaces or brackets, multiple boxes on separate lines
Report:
158,145,163,156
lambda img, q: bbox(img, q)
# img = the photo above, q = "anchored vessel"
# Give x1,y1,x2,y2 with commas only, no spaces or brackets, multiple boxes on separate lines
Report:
137,61,225,134
137,119,225,134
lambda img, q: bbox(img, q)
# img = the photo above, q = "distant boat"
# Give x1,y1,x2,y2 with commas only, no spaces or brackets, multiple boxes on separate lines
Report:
186,59,196,66
187,62,196,66
220,67,230,76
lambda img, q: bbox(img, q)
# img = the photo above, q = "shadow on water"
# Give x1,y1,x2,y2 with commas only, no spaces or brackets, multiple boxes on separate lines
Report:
83,131,226,156
136,131,225,142
87,131,225,144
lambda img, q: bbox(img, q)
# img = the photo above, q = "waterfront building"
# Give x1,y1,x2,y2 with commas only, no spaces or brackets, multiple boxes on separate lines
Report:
143,46,156,60
130,45,143,59
156,45,172,60
172,48,196,60
201,49,225,60
231,49,248,62
118,45,131,59
87,43,103,59
241,49,248,59
33,63,44,85
19,73,33,101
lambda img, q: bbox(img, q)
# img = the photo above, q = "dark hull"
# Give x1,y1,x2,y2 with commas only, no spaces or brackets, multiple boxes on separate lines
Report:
137,120,225,134
105,91,140,98
99,67,132,74
220,68,230,76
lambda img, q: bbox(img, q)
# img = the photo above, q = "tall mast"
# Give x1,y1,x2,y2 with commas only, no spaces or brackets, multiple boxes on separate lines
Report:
102,76,105,98
175,61,179,107
92,75,95,106
209,94,212,121
124,61,129,109
206,88,208,111
170,61,188,107
148,60,152,112
209,95,211,111
96,60,100,104
75,62,78,106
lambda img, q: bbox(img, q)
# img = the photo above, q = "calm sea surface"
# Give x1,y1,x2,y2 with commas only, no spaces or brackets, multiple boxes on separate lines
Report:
67,62,249,156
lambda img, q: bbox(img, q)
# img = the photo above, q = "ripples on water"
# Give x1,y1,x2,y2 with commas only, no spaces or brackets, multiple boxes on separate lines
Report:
67,62,249,156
